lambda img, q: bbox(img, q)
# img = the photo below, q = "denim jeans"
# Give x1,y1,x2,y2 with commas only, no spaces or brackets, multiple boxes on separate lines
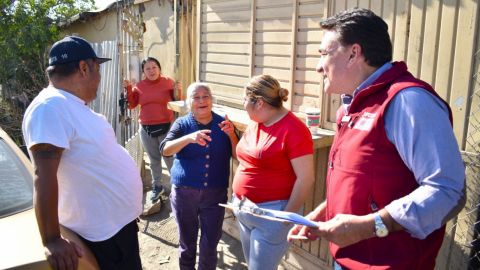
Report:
170,185,227,270
139,127,172,188
334,261,345,270
232,196,293,270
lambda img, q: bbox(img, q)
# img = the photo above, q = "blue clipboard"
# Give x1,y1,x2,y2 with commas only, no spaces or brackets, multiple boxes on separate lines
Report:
259,208,319,227
220,200,318,228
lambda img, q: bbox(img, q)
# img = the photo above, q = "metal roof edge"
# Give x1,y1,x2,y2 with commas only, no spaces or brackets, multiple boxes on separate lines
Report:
59,1,126,27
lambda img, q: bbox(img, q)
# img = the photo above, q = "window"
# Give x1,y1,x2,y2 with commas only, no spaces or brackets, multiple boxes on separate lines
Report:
0,139,33,218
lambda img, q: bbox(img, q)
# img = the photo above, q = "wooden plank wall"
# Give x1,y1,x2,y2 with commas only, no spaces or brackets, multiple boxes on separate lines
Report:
326,0,478,150
291,0,325,113
178,0,197,98
284,147,332,270
445,2,480,269
198,0,325,113
198,0,480,147
199,0,252,105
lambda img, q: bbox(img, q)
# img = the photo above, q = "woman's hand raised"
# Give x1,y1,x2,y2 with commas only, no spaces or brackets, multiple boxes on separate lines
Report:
219,115,235,137
189,129,212,146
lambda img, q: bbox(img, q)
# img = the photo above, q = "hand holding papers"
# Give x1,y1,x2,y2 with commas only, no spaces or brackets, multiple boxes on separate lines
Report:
220,196,319,227
258,208,319,227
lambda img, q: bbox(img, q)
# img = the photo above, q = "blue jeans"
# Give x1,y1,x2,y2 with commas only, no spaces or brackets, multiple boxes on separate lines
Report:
232,196,293,270
170,185,227,270
334,261,345,270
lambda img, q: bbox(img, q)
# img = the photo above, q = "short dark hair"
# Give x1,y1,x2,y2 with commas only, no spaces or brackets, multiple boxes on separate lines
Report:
46,61,80,79
141,57,161,72
320,8,392,67
46,59,95,80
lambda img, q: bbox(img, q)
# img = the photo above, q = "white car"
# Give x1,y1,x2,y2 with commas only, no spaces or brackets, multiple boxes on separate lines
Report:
0,127,98,270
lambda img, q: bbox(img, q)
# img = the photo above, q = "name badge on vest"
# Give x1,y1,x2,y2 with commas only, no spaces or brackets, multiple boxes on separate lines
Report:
341,115,351,123
353,112,376,131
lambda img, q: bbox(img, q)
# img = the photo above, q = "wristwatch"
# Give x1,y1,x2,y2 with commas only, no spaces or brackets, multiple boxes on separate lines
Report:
373,213,389,237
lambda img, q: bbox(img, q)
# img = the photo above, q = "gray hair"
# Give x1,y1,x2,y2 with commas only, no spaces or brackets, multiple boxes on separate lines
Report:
186,82,212,109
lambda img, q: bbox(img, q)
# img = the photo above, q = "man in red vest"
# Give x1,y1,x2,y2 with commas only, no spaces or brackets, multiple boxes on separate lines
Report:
288,8,466,270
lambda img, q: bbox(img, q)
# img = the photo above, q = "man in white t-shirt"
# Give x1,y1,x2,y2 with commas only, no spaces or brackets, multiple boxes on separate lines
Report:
22,36,143,270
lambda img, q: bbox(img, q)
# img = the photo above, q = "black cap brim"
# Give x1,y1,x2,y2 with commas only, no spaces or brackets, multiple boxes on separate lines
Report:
96,57,111,64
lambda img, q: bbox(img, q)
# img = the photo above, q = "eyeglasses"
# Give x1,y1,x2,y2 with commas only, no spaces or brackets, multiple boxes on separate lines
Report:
191,95,211,101
243,95,262,103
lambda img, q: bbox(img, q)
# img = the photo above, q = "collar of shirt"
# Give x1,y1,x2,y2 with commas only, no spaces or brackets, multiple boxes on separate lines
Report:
341,62,393,114
50,86,88,106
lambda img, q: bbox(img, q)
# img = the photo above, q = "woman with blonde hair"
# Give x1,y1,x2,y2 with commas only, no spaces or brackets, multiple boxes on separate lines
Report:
232,74,315,269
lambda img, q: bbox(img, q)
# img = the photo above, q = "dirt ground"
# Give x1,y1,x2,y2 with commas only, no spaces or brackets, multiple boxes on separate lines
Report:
137,163,248,270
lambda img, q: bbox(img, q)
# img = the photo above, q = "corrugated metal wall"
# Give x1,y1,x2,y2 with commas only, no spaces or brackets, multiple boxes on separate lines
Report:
90,38,140,146
90,41,122,142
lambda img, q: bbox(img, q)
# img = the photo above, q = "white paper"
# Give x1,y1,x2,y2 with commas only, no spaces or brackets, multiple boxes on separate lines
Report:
261,208,319,227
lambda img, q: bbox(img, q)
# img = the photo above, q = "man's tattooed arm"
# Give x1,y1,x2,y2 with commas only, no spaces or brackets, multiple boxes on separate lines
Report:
29,143,64,245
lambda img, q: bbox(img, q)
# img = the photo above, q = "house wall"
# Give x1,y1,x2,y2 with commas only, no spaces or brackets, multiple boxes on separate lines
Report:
59,0,177,137
197,0,324,113
62,0,178,90
141,0,177,80
60,8,122,142
197,0,480,148
62,9,118,42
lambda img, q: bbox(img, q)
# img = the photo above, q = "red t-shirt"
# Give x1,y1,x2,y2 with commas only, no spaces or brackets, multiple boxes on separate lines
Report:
126,76,174,125
233,111,313,203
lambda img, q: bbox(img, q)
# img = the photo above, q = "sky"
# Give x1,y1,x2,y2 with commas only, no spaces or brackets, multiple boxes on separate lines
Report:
94,0,117,10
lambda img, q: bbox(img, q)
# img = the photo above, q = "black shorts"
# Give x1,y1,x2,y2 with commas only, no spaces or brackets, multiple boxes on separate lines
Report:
80,219,142,270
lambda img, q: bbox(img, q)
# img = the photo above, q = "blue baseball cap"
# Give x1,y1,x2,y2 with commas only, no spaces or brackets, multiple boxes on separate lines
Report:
48,36,111,66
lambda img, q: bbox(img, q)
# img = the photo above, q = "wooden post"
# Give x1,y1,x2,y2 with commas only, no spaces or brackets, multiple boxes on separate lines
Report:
249,0,257,78
288,0,299,110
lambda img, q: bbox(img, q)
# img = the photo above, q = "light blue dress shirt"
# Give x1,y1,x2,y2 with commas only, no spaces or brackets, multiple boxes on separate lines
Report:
342,63,465,239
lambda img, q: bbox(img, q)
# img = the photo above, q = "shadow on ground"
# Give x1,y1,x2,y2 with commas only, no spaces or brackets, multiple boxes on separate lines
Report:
137,164,248,270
